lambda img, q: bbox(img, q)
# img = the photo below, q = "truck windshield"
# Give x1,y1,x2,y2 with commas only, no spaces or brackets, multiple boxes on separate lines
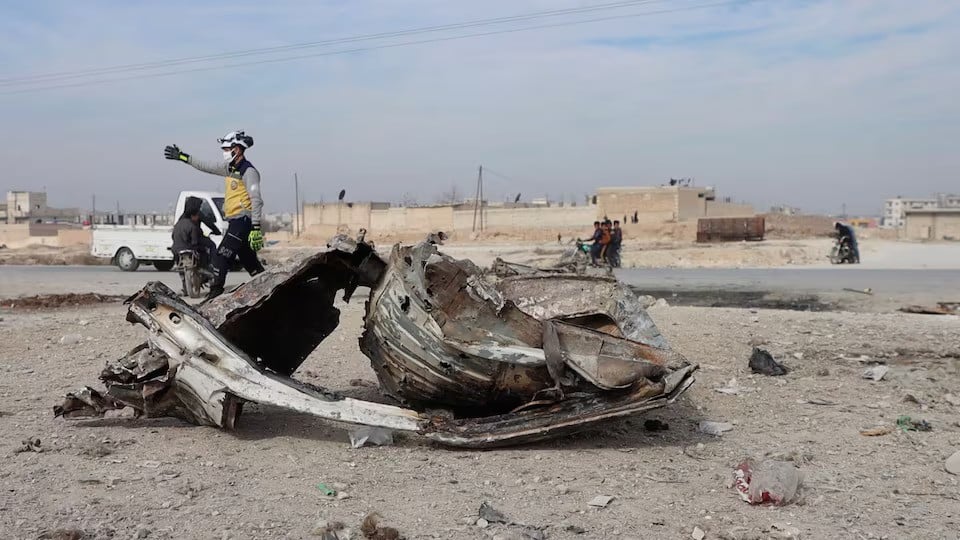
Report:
201,198,225,225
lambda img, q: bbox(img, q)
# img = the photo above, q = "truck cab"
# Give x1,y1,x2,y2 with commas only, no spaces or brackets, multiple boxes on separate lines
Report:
91,191,228,271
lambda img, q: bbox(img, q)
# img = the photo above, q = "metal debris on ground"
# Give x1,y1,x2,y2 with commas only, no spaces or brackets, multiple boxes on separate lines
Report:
842,287,873,295
859,426,894,437
899,303,960,315
896,415,932,432
748,347,789,376
862,365,889,382
478,502,509,525
55,235,697,448
15,437,43,454
699,421,734,436
587,495,615,508
349,427,394,449
732,459,803,505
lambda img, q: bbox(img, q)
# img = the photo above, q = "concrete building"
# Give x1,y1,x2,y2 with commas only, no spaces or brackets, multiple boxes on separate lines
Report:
904,208,960,240
4,190,82,224
883,195,960,229
595,186,753,223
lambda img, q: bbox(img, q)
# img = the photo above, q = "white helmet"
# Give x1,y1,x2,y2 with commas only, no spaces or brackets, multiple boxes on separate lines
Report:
218,130,254,149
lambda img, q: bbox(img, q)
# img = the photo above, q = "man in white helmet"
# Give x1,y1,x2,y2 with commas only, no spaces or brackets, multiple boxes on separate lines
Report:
164,131,265,299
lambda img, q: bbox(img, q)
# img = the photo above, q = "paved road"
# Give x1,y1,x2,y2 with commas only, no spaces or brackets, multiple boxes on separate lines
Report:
617,267,959,312
0,265,247,298
1,265,956,313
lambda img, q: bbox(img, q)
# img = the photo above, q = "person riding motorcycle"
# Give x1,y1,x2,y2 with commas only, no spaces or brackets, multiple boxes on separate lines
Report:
164,130,265,299
171,197,203,260
834,221,860,264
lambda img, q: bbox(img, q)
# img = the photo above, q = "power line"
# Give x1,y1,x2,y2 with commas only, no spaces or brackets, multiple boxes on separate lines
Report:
0,0,755,96
0,0,669,86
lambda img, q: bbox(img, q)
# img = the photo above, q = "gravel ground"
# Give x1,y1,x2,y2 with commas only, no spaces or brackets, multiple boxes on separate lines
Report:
1,300,958,540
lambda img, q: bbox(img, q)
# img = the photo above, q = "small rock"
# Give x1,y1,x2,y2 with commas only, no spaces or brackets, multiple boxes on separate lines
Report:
944,394,960,407
78,319,90,326
749,348,789,376
946,450,960,475
692,526,706,540
816,368,830,377
556,484,570,495
587,495,614,508
476,518,489,528
336,491,351,500
136,527,151,538
59,334,83,345
770,522,801,539
652,298,670,308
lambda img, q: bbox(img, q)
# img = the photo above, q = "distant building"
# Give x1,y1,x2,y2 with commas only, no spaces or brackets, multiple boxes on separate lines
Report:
883,194,960,229
595,185,753,223
5,190,82,224
904,208,960,240
770,205,801,216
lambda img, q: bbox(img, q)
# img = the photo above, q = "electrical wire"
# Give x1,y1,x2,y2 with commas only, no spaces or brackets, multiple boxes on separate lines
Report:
1,0,756,96
0,0,671,86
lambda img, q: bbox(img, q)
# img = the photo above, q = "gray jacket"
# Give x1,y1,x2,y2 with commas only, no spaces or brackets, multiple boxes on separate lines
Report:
187,157,263,225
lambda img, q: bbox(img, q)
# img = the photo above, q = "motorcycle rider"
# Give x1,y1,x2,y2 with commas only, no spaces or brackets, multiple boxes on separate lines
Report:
171,197,203,260
164,130,265,299
834,221,860,263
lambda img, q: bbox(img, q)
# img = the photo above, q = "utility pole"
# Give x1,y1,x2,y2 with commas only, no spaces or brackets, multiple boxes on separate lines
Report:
472,165,483,233
116,200,121,225
91,194,96,229
293,173,300,237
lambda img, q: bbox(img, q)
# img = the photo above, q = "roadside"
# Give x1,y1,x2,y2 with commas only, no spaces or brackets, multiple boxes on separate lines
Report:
1,301,957,539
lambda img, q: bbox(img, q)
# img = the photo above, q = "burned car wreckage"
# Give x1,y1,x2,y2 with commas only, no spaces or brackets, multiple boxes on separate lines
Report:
56,236,697,448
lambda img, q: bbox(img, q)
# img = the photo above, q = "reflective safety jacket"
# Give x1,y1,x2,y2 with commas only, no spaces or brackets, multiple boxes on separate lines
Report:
187,157,263,224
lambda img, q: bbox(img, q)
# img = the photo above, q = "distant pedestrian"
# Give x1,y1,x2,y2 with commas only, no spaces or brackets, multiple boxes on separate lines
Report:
609,220,623,268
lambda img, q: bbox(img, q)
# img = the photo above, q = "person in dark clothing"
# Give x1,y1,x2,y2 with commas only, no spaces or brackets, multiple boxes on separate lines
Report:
609,220,623,268
589,221,602,265
834,222,860,263
599,220,612,265
172,197,203,257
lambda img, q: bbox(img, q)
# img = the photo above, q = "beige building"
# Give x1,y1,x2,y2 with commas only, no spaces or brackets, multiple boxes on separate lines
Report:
595,186,754,223
904,208,960,240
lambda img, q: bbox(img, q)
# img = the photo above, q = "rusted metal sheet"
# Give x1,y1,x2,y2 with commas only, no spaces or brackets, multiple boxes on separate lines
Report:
696,216,766,243
57,236,697,448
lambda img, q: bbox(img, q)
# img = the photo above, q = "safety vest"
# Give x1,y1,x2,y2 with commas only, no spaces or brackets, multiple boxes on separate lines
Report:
223,160,254,219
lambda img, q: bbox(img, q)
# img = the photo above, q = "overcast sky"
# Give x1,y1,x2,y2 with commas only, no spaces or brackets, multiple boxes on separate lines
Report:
1,0,958,215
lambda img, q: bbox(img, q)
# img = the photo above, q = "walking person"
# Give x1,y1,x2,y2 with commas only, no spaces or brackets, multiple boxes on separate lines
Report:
164,130,265,299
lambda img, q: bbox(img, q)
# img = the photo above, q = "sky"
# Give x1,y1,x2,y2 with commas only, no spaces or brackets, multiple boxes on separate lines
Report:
1,0,958,216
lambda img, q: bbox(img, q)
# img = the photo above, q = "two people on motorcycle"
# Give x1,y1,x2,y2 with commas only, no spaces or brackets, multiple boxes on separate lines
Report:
165,130,265,300
834,221,860,264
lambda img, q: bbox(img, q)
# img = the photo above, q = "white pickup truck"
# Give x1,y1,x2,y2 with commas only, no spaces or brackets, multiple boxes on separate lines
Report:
91,191,227,271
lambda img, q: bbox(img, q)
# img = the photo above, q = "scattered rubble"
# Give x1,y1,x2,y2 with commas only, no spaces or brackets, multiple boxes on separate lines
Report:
946,451,960,475
478,502,509,524
732,459,802,505
699,421,734,436
748,347,789,376
899,303,959,315
55,236,697,448
896,415,931,432
15,437,43,454
862,365,889,381
349,427,394,449
587,495,614,508
0,293,124,310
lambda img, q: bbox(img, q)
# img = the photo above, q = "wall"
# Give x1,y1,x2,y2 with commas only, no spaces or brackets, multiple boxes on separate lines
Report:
705,201,755,217
57,229,93,246
762,213,835,239
0,224,31,245
677,189,707,220
905,212,960,240
596,188,679,222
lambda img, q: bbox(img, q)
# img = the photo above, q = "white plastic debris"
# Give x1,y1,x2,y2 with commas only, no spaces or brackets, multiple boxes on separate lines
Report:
59,334,83,345
349,427,394,449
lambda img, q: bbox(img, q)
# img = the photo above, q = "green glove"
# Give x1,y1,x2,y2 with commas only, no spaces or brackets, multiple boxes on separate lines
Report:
164,144,190,163
249,227,264,252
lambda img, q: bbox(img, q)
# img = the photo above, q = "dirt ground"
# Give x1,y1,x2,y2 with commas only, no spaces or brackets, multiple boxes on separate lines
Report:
1,297,958,540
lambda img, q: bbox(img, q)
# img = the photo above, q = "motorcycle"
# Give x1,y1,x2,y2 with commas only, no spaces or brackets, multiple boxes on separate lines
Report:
176,249,213,298
828,237,857,264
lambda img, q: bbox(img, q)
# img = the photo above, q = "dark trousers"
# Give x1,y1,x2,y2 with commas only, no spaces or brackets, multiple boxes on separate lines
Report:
212,216,264,290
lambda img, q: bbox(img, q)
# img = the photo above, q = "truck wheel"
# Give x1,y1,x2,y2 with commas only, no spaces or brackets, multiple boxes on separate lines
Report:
116,247,140,272
153,260,174,272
